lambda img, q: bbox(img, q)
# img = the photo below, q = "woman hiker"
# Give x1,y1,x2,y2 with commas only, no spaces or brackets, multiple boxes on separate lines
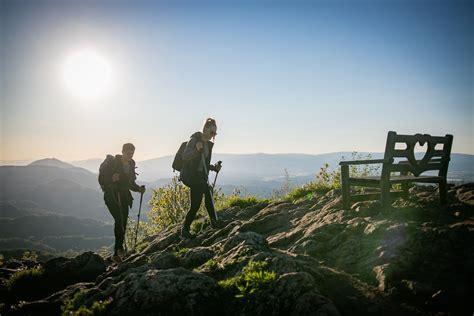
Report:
180,118,222,238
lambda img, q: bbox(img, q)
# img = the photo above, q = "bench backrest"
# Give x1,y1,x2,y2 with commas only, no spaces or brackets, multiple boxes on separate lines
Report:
382,131,453,177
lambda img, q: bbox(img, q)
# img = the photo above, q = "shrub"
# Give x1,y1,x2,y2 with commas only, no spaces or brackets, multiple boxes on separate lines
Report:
21,250,38,262
147,176,226,234
218,260,276,298
62,289,111,316
6,266,44,290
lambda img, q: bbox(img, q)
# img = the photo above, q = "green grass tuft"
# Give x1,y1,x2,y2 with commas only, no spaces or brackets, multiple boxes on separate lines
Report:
218,260,276,298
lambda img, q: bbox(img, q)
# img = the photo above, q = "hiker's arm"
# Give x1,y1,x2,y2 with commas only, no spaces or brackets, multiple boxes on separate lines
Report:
129,164,143,192
183,137,201,161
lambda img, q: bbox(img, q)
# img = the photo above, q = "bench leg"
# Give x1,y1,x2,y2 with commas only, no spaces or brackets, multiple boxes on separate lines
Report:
341,165,350,209
439,180,447,204
381,182,390,209
400,171,409,200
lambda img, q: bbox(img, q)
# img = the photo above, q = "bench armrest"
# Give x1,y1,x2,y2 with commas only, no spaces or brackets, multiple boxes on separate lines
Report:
339,159,386,166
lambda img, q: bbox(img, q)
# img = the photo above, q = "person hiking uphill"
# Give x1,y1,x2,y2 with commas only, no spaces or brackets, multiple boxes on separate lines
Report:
99,143,145,260
180,118,222,238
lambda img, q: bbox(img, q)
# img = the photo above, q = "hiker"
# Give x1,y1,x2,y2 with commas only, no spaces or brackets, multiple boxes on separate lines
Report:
99,143,145,259
180,118,222,238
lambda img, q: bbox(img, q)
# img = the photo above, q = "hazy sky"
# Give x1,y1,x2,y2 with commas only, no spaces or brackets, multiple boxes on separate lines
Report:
1,0,473,161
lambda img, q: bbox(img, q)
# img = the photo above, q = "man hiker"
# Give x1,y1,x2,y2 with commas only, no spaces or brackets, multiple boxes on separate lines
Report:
99,143,145,260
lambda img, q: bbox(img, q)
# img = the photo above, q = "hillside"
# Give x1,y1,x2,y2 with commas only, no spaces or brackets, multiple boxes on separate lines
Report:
1,184,472,315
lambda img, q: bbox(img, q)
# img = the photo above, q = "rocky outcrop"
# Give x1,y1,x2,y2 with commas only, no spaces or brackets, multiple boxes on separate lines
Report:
1,184,472,315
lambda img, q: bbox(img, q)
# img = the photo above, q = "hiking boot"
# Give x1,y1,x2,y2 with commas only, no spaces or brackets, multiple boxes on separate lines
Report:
181,227,195,239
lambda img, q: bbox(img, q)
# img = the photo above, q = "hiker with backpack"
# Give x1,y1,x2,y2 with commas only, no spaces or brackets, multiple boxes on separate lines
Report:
178,118,222,238
98,143,145,260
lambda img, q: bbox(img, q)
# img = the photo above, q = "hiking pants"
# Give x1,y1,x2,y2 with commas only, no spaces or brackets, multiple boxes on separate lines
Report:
104,189,130,254
183,177,217,231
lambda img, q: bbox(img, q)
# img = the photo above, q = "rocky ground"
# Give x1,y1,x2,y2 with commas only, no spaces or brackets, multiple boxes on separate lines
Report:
1,184,473,315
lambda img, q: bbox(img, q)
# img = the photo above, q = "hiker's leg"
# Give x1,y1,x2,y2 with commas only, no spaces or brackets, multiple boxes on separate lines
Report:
117,197,130,251
183,184,204,232
104,191,122,254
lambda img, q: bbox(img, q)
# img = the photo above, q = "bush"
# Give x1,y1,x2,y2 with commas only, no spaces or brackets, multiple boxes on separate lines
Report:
5,266,49,301
218,260,276,298
62,289,111,316
6,266,44,290
148,176,192,233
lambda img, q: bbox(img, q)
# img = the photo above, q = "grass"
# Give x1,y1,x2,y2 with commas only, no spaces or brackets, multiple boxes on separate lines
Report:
218,260,276,298
224,196,270,209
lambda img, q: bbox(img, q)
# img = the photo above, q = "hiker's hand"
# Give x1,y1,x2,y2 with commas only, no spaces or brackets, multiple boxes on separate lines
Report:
112,173,120,182
214,163,222,172
139,185,146,193
196,142,203,151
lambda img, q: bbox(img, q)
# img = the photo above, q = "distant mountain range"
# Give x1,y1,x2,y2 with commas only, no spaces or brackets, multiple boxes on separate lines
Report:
1,152,472,217
1,152,472,254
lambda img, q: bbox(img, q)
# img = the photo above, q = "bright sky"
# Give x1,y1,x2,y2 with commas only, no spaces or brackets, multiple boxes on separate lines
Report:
1,0,473,161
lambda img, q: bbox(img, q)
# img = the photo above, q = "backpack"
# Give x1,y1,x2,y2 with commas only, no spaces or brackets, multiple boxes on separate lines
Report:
98,154,116,190
172,142,188,172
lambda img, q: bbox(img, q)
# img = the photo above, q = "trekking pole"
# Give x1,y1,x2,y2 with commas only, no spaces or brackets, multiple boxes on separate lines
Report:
133,187,144,252
201,153,217,220
212,161,222,192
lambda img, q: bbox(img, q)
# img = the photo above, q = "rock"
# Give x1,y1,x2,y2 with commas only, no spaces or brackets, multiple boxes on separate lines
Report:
43,251,106,283
100,267,223,315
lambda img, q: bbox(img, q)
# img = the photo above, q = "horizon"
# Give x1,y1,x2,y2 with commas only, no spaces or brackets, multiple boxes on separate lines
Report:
1,0,473,161
1,150,473,166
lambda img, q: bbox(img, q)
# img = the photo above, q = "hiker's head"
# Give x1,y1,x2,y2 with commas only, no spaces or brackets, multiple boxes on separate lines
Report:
122,143,135,161
202,117,217,141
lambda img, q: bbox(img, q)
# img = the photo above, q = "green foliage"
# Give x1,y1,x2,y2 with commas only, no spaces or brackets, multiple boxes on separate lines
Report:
148,176,191,232
62,289,111,316
0,254,4,267
173,247,189,257
218,260,276,298
202,258,219,271
190,218,206,235
124,217,152,253
21,250,38,262
286,152,380,201
5,266,44,290
224,195,270,209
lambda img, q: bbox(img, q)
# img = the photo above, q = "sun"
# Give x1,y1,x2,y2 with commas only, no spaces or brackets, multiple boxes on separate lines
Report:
61,48,113,99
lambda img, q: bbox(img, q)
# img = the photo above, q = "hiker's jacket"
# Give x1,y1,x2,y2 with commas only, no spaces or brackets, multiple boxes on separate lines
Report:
101,155,141,207
181,132,216,184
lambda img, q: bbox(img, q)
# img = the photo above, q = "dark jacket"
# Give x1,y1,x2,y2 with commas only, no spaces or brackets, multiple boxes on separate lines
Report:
180,132,215,184
101,155,141,207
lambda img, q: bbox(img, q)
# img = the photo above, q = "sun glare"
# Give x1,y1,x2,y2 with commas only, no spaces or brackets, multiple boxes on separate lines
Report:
61,48,113,99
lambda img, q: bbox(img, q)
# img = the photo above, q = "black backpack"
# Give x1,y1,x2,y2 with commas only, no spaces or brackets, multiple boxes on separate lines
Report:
98,154,116,190
172,142,188,172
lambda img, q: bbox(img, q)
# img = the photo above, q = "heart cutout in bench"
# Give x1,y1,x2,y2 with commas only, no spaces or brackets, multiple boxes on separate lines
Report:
414,140,429,165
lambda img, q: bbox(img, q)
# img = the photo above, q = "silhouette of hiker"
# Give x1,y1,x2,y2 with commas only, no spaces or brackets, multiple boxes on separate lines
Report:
99,143,145,260
180,118,222,238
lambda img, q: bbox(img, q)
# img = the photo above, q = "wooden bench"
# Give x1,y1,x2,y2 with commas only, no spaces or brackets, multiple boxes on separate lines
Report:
339,131,453,209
